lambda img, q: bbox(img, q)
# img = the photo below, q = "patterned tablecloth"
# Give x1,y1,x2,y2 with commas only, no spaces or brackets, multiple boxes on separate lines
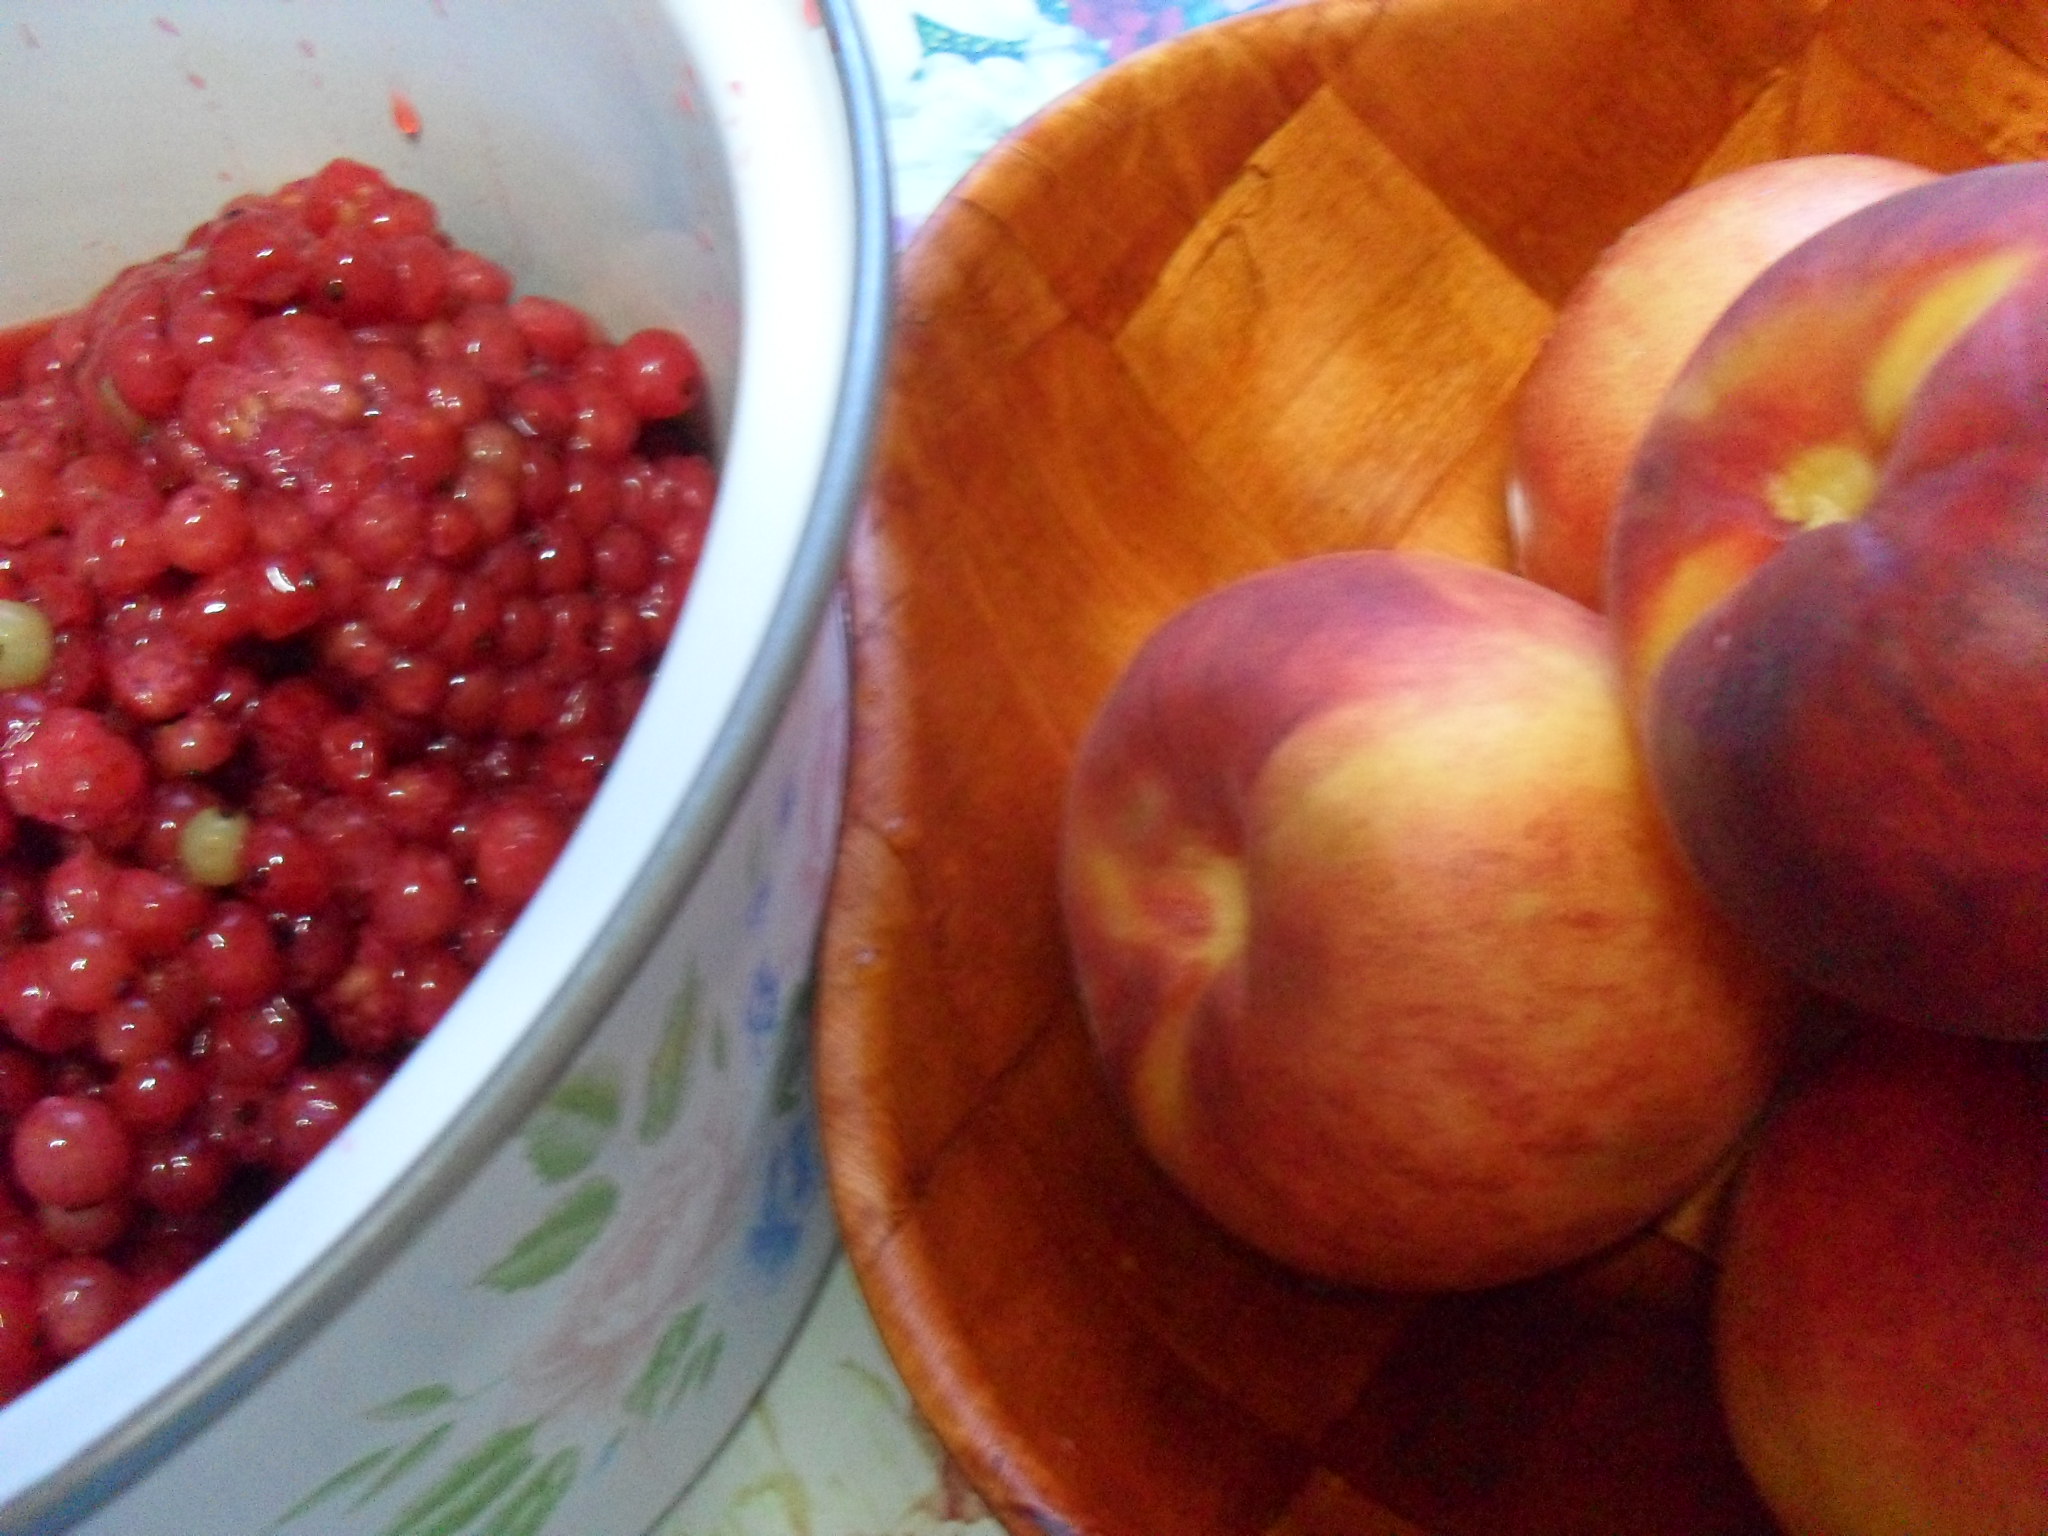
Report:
654,1,1288,1532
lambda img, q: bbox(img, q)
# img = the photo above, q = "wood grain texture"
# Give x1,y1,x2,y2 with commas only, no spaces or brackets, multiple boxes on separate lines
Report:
815,2,2047,1532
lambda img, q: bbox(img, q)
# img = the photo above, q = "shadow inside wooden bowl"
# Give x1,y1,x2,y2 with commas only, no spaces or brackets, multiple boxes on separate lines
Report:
816,2,2047,1532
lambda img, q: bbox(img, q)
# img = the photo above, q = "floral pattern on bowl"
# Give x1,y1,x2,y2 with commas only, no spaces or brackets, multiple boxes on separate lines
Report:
52,606,852,1536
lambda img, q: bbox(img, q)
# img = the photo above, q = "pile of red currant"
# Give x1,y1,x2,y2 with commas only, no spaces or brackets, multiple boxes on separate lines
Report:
0,159,715,1398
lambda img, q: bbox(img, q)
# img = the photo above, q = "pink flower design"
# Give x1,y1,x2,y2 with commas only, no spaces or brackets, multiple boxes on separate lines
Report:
508,1096,750,1421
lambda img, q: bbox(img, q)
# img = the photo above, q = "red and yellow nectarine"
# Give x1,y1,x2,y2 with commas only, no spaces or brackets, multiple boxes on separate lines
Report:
1715,1025,2048,1536
1510,154,1933,610
1059,550,1787,1291
1610,159,2048,1040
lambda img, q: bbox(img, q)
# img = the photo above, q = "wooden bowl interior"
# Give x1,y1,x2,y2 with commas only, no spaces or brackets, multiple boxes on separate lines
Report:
817,3,2048,1533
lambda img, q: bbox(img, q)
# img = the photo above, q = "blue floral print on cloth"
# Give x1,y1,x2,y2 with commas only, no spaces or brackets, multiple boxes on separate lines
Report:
857,0,1287,234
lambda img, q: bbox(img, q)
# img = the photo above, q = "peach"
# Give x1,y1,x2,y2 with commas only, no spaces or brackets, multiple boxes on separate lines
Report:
1058,550,1787,1292
1714,1025,2048,1535
1509,153,1933,610
1609,159,2048,1039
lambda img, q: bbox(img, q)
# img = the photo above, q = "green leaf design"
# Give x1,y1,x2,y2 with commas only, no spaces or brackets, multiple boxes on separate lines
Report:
522,1068,622,1183
639,965,703,1143
477,1179,618,1292
476,1447,579,1536
622,1303,703,1419
665,1331,725,1417
367,1384,462,1422
356,1421,458,1509
769,972,817,1117
833,1357,915,1418
381,1424,537,1536
273,1445,396,1527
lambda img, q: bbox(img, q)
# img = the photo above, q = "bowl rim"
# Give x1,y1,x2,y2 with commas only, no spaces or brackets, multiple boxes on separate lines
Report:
0,0,894,1526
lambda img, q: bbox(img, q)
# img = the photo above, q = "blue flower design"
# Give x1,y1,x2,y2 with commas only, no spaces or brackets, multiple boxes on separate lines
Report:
742,963,781,1062
744,876,774,931
745,1115,824,1282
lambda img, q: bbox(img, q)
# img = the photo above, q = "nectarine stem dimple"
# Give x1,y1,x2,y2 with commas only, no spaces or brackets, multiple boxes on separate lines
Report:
1766,443,1878,529
1861,247,2033,439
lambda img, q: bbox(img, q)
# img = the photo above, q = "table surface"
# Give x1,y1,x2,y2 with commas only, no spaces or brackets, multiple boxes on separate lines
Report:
653,2,1289,1532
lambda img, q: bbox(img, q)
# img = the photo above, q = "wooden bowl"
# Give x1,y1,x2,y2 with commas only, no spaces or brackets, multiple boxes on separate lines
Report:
816,3,2048,1532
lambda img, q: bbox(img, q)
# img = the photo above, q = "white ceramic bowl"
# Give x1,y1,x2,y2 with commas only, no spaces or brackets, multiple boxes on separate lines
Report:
0,2,890,1532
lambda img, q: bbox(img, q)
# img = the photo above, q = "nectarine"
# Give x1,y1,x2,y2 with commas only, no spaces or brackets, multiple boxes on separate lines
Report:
1509,153,1933,610
1059,550,1787,1291
1610,159,2048,1039
1715,1025,2048,1536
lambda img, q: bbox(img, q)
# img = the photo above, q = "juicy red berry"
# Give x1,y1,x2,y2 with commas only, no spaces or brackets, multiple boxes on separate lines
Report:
157,483,251,574
2,708,148,831
188,902,282,1008
0,452,59,546
106,1053,205,1133
383,235,452,326
374,408,463,493
508,295,590,365
151,709,239,777
376,763,462,841
43,846,117,931
402,951,469,1038
452,304,530,388
240,821,330,918
203,999,306,1087
0,158,716,1393
43,927,135,1014
0,948,84,1054
92,996,178,1065
135,1132,232,1216
10,1096,133,1209
611,328,704,420
370,846,464,947
566,378,637,461
317,714,388,793
267,1070,365,1173
204,210,313,305
103,322,188,421
300,158,389,234
107,867,208,958
472,801,569,911
307,235,399,327
36,1255,133,1359
247,557,325,640
106,626,210,723
164,292,252,370
443,249,512,306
